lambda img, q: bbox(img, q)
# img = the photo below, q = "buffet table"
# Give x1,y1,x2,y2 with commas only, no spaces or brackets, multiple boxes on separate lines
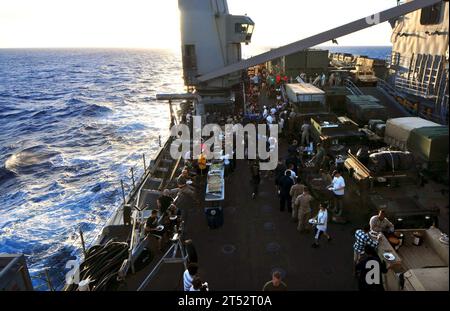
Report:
204,161,225,229
205,162,225,202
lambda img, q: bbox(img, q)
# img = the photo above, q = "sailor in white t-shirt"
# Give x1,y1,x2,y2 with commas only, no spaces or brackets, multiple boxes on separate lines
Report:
328,171,345,216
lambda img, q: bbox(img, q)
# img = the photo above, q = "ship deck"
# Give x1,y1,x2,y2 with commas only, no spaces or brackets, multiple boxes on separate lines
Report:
137,153,367,291
117,87,448,291
134,90,368,291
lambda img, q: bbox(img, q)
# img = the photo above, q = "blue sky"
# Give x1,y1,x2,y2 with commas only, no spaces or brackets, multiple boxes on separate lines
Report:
0,0,396,49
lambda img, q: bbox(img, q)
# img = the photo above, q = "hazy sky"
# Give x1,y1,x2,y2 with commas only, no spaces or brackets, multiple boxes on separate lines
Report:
0,0,396,50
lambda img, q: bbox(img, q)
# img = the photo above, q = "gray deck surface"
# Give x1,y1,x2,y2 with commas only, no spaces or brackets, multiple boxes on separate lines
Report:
123,87,448,291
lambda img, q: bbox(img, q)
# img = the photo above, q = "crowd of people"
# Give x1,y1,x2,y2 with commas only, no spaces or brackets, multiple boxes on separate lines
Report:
270,134,350,248
352,209,397,291
247,66,397,291
141,65,400,291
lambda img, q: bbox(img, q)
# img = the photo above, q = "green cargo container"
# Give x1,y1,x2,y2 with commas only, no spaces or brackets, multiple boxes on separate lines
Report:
268,49,329,77
327,87,349,113
346,95,380,103
346,95,386,123
407,126,449,163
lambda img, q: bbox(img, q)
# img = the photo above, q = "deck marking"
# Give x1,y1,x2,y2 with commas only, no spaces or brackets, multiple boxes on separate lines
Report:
261,205,272,213
264,222,274,231
266,242,281,253
221,244,236,255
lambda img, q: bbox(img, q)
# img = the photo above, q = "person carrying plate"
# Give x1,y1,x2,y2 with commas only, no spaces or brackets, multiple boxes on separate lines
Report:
328,170,345,216
145,210,165,251
311,203,332,248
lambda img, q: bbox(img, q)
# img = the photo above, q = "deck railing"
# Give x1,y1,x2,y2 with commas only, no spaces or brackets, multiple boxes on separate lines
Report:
343,78,364,95
394,76,436,98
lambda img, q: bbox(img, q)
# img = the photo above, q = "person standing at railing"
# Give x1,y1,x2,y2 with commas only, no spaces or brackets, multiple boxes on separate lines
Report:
157,189,174,215
145,210,165,251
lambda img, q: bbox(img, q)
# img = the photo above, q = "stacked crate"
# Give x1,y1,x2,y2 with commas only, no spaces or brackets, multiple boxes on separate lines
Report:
346,95,387,125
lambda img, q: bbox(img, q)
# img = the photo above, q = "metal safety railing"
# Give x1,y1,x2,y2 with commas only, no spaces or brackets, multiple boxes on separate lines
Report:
377,77,401,97
28,134,170,291
343,78,364,95
394,76,436,98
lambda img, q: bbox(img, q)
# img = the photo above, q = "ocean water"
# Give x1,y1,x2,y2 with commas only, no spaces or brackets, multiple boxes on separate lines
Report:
0,46,389,289
243,45,392,61
0,49,183,288
323,46,392,60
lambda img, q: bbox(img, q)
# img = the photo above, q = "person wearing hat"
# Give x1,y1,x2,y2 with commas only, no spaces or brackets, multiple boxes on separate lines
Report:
328,170,345,216
311,203,331,248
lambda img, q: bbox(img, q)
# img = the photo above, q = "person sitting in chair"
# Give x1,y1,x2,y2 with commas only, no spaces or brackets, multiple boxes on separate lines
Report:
370,210,395,235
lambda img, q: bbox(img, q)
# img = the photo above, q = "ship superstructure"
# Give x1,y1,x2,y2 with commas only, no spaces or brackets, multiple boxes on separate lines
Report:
388,0,449,123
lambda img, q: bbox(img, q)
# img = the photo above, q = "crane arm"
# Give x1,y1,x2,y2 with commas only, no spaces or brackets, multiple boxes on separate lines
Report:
197,0,443,82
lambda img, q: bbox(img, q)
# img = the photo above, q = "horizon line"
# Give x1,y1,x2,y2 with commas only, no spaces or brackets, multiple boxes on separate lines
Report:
0,44,393,50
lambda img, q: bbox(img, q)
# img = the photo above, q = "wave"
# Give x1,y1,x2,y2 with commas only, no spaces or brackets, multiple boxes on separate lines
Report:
4,145,61,175
81,104,113,117
31,110,50,118
0,48,183,289
58,98,113,118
